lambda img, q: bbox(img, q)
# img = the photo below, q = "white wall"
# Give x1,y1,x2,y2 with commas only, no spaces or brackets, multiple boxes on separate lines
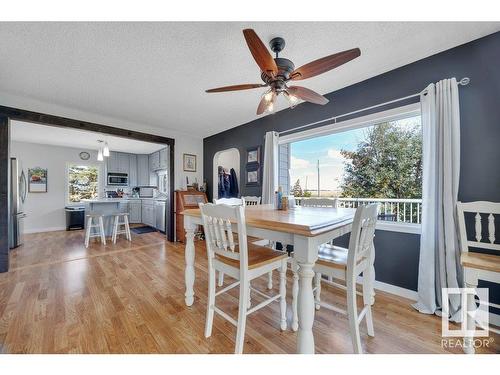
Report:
11,141,106,233
2,91,204,191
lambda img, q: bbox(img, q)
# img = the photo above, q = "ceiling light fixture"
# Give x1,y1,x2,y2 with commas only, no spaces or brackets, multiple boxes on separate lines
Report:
103,141,110,157
97,140,105,161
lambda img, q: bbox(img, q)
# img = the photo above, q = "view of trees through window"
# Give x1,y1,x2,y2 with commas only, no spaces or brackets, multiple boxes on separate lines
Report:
288,115,422,200
68,164,99,203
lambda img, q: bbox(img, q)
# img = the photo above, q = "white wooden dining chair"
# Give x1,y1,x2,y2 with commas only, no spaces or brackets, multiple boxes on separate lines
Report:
200,203,288,354
456,201,500,353
242,196,261,205
214,197,244,206
292,203,378,354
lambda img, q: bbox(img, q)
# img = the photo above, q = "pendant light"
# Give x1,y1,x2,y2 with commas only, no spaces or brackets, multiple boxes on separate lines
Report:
97,140,104,161
103,141,110,157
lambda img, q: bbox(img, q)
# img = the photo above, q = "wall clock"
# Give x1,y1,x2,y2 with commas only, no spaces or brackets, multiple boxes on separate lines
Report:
79,151,90,160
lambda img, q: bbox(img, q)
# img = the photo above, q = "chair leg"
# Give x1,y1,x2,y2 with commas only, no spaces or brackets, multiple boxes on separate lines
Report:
362,270,375,337
84,217,92,248
205,265,216,338
279,261,287,331
235,279,249,354
267,271,273,290
99,216,106,245
291,259,299,332
217,271,224,287
112,216,118,244
124,215,131,241
248,282,251,308
314,272,322,310
347,276,362,354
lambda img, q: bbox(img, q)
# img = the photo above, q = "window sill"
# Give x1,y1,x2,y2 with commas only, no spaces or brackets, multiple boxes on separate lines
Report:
376,221,421,235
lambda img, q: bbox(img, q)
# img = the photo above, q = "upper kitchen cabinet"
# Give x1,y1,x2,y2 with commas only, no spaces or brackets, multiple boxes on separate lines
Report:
129,154,138,187
137,154,150,186
149,151,160,171
159,147,168,170
107,152,130,175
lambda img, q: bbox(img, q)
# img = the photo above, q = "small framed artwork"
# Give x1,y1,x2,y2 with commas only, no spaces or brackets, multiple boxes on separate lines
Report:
246,146,261,164
28,167,48,193
183,153,197,172
246,164,260,186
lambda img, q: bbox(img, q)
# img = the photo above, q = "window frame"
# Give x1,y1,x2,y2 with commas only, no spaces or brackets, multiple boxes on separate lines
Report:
280,103,422,235
65,162,101,206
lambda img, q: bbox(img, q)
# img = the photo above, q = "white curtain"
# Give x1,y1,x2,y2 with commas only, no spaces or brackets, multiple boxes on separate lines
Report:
262,131,279,204
413,78,462,321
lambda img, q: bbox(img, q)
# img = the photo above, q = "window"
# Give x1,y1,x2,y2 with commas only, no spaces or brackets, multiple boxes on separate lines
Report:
279,104,422,231
67,164,99,203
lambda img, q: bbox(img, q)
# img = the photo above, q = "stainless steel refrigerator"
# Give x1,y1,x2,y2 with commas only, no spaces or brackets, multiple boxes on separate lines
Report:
9,158,27,248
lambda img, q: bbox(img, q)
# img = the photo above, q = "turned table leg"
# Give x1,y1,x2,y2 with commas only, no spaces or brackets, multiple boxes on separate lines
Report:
184,220,196,306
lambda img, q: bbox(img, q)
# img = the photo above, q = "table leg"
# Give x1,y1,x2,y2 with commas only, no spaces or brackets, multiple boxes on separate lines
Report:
369,241,376,305
184,220,196,306
293,235,318,354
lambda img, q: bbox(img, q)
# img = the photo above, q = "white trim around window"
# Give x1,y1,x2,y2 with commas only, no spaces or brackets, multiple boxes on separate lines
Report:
279,102,421,144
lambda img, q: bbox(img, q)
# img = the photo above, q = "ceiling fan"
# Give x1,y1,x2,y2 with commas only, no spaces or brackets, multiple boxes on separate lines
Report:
205,29,361,115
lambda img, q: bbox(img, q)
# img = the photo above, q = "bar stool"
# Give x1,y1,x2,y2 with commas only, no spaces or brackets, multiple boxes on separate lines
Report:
111,212,131,244
84,213,106,248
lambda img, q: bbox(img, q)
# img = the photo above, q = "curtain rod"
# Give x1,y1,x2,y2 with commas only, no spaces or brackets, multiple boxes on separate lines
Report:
278,77,470,136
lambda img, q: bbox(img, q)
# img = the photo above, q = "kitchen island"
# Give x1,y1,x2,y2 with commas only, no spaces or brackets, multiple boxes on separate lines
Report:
81,198,129,236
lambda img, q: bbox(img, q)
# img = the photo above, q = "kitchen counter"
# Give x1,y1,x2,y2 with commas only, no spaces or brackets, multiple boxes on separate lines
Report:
81,197,167,203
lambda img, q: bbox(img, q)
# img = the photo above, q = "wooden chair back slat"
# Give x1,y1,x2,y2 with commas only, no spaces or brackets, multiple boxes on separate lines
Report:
457,201,500,253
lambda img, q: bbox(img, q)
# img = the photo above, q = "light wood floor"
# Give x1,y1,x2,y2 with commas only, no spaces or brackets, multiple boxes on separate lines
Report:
0,230,498,354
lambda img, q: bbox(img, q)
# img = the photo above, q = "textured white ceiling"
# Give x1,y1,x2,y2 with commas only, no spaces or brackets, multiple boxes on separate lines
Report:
0,22,499,138
11,120,165,154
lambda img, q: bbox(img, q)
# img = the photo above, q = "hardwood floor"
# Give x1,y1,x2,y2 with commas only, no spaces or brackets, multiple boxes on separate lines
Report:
0,230,498,354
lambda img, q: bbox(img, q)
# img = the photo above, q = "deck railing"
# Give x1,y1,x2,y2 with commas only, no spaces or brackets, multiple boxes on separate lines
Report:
293,197,422,224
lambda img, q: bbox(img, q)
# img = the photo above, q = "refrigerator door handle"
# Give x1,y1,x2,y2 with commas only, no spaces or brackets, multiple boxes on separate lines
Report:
20,169,27,203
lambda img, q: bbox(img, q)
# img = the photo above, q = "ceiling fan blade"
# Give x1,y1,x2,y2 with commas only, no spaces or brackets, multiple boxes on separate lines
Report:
243,29,278,76
287,86,329,105
206,83,265,93
290,48,361,81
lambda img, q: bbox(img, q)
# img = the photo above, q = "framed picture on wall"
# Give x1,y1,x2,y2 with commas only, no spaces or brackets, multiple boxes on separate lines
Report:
246,146,260,164
183,153,197,172
28,167,48,193
245,163,260,186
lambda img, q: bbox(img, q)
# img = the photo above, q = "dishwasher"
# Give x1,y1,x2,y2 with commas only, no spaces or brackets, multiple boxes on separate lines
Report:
154,200,166,233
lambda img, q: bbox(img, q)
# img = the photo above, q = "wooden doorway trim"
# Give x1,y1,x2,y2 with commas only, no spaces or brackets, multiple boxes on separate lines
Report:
0,106,176,272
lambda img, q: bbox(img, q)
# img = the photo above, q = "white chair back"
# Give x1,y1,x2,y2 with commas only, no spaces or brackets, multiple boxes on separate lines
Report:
457,201,500,254
200,203,249,271
214,197,244,206
347,203,379,269
242,196,261,205
301,198,339,208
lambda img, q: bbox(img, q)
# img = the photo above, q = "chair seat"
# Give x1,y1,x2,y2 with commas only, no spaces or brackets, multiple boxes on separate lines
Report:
461,252,500,273
316,244,349,269
216,242,287,270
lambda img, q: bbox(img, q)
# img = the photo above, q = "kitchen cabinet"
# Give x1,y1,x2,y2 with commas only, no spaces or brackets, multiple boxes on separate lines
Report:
137,155,149,186
159,148,168,170
129,154,137,187
149,151,160,171
141,200,155,227
118,201,129,214
107,152,130,175
149,171,158,187
128,200,142,223
107,151,120,173
117,152,130,174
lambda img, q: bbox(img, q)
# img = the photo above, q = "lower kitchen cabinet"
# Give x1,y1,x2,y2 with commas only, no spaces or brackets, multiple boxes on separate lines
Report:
141,201,155,227
128,200,142,223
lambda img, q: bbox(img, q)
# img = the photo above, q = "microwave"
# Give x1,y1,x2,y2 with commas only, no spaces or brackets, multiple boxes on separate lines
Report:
107,173,128,186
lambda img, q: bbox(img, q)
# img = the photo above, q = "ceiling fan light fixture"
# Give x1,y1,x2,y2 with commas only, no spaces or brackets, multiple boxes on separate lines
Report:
284,91,299,108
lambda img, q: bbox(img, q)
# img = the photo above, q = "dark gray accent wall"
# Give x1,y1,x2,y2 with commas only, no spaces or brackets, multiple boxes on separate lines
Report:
203,31,500,295
0,116,10,273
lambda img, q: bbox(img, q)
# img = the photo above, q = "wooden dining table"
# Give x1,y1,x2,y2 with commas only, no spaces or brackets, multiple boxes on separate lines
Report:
182,204,372,354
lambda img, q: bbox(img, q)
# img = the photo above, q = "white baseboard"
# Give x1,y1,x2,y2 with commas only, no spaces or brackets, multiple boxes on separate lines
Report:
356,275,418,301
24,226,67,234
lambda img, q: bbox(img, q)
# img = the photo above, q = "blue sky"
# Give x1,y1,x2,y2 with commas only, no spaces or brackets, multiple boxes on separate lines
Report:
289,116,421,192
290,127,367,191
